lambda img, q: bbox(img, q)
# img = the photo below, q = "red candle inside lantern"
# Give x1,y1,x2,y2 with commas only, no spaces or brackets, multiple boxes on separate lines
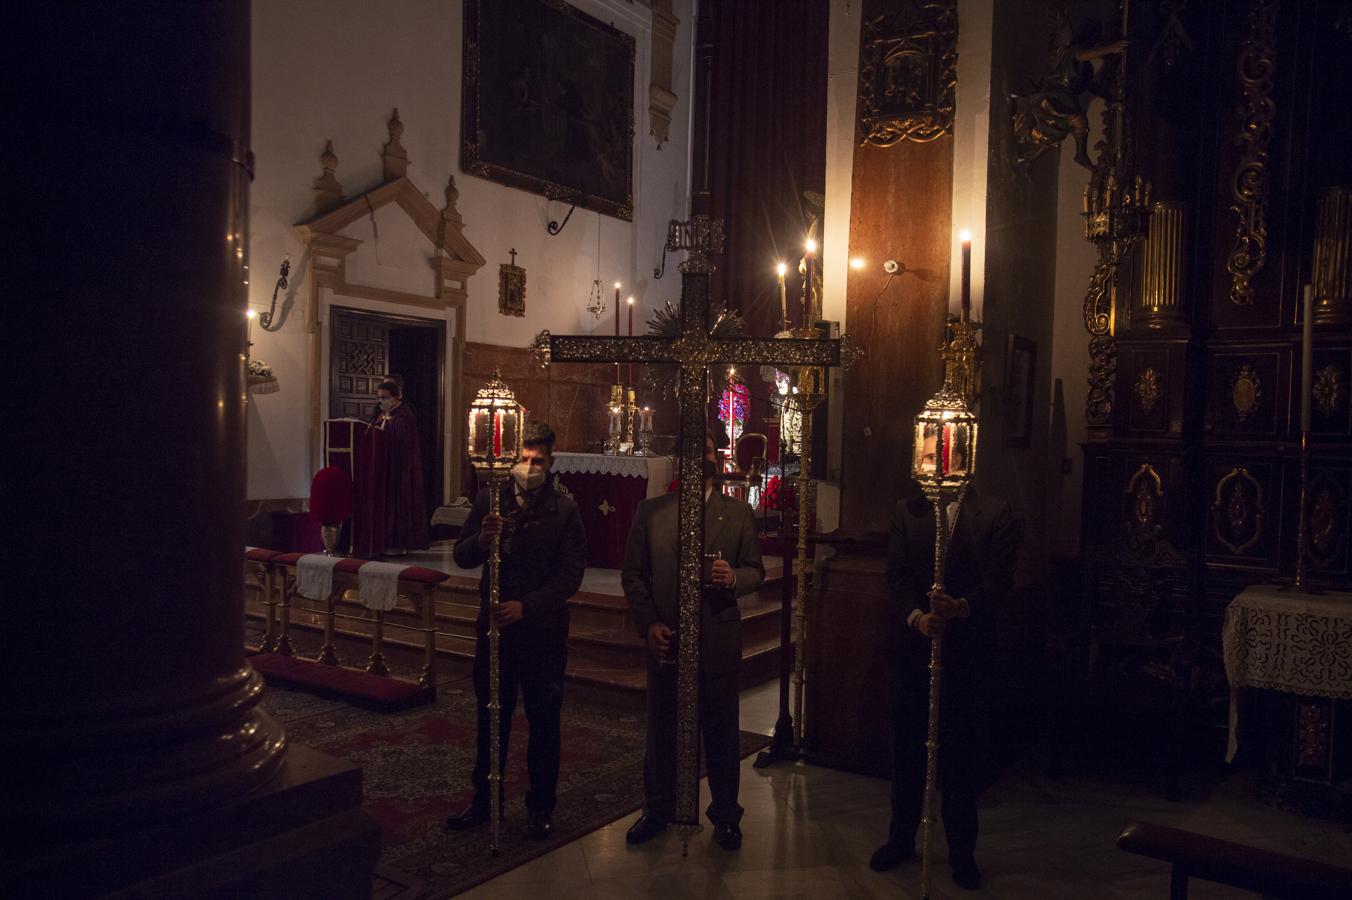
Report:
941,422,953,474
493,410,503,457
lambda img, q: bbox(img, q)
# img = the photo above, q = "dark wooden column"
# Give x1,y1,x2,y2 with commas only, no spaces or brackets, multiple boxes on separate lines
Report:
4,5,379,895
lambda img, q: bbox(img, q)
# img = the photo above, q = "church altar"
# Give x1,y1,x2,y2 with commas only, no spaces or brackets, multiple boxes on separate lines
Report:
551,452,673,569
1222,585,1352,778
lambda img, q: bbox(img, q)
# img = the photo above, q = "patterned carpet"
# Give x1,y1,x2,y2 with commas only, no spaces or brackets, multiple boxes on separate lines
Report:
260,677,768,898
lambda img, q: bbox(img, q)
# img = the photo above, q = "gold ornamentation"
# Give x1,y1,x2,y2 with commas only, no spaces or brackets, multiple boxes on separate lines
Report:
1230,364,1263,421
1126,464,1164,532
943,321,982,407
1311,185,1350,325
1137,202,1189,324
1309,485,1338,560
1135,367,1161,414
1296,700,1331,770
498,247,526,318
1087,335,1117,428
1226,0,1278,306
1313,364,1346,418
1212,467,1265,555
858,1,957,146
598,499,613,517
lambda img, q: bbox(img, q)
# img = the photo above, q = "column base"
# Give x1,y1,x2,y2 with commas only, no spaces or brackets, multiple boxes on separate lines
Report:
3,744,381,900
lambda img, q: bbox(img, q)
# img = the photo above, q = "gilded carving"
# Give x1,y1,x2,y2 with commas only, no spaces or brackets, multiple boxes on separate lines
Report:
1309,486,1338,560
1226,0,1278,306
858,1,957,146
1212,467,1265,555
1230,364,1263,422
1134,367,1161,414
1126,464,1164,533
1296,700,1331,770
1086,335,1117,428
1312,364,1346,419
1311,186,1351,325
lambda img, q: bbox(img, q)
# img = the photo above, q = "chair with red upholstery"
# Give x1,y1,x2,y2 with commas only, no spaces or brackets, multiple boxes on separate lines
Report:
722,432,769,507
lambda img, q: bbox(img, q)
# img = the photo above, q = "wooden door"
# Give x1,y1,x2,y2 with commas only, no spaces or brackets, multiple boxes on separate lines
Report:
330,311,389,422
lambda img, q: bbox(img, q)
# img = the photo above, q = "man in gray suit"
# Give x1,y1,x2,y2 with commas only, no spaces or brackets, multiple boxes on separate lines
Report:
621,432,764,851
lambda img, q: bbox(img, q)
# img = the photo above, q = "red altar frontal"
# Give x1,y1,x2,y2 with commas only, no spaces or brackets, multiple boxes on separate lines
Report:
551,452,673,569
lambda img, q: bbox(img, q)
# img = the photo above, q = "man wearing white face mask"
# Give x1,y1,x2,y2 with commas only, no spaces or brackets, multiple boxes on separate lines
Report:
446,421,586,839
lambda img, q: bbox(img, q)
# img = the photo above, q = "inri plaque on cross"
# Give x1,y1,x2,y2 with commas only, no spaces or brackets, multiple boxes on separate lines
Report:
533,213,857,852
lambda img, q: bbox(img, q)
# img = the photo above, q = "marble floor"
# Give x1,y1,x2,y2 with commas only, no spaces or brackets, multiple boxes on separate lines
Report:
458,682,1351,899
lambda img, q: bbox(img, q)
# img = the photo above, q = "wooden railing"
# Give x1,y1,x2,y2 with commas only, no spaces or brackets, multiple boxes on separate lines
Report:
1116,820,1352,899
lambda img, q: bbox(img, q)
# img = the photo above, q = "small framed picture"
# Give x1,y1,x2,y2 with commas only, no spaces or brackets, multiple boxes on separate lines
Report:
498,262,526,317
1004,334,1037,447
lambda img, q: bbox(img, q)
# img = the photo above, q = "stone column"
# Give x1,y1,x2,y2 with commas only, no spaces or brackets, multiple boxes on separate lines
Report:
4,5,378,896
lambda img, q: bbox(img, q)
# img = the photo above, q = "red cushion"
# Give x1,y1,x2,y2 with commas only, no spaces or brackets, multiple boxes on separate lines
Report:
274,552,306,566
334,558,367,575
245,548,283,563
251,654,428,709
399,566,450,585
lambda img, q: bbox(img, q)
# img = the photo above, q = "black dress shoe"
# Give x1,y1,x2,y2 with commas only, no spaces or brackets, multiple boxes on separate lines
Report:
712,822,742,851
526,810,552,840
868,841,916,872
951,857,982,890
625,813,667,845
444,802,489,831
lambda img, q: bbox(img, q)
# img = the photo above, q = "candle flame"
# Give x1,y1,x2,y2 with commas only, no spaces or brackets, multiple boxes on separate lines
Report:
959,229,972,243
627,296,635,305
849,257,866,270
614,281,622,289
776,261,787,277
805,238,817,254
246,309,257,319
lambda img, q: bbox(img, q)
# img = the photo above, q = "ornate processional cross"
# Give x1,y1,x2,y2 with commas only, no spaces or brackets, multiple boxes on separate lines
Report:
533,213,858,852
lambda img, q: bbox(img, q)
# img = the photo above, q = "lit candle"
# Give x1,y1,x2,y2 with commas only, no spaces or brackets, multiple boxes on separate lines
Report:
493,410,503,457
245,308,256,348
776,261,788,326
959,229,972,323
1301,283,1313,433
804,238,817,328
627,296,635,385
614,282,622,385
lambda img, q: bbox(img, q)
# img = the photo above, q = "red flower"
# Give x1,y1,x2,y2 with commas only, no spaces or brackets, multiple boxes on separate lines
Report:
765,475,795,510
309,466,352,524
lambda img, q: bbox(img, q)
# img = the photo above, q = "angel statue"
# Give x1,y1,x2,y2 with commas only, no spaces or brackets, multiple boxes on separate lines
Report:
1011,13,1128,171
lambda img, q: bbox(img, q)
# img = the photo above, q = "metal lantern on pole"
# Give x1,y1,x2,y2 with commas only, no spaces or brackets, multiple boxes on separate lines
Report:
911,381,977,900
465,368,524,856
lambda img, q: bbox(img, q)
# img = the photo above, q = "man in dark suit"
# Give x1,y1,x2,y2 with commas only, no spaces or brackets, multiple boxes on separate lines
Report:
622,433,764,851
445,421,586,839
870,486,1018,891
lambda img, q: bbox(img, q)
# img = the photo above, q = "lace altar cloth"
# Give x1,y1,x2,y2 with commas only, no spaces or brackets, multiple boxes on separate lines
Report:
1221,584,1352,762
551,452,672,490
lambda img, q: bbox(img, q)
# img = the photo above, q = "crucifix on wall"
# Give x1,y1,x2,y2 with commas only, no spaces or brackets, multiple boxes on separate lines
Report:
498,247,526,317
532,212,859,851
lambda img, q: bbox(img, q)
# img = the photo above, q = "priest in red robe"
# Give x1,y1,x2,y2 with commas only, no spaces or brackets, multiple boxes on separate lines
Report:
371,379,429,555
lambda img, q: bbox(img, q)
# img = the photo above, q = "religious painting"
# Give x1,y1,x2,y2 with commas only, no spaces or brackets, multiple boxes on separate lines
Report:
1004,334,1036,447
498,255,526,318
461,0,635,220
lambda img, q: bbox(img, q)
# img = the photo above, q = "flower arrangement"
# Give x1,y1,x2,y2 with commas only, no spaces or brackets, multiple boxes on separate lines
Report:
247,358,273,378
764,474,796,511
718,380,749,426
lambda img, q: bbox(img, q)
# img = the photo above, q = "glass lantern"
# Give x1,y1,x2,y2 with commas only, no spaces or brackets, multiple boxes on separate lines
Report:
467,369,524,477
912,384,978,496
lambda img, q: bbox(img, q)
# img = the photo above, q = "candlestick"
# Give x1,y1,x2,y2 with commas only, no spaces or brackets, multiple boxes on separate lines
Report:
613,282,621,335
959,229,972,323
777,262,788,327
1301,283,1313,433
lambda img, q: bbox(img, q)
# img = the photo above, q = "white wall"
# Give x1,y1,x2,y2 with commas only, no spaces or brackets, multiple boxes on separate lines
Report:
246,0,693,500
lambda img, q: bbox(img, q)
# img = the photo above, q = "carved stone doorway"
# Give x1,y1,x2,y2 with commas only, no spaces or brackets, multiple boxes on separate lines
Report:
329,306,446,520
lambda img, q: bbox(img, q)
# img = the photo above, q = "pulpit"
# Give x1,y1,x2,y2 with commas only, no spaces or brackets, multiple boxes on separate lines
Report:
324,418,387,557
550,452,673,569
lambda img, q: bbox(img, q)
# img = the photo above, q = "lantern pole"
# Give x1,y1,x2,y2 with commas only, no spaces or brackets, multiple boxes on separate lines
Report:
468,370,521,858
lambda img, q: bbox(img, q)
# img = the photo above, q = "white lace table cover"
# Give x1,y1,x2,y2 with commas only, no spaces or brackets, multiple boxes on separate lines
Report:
1221,584,1352,761
552,452,672,498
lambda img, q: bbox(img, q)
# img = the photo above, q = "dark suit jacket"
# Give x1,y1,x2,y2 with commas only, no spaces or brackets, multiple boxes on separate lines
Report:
622,490,765,675
887,488,1018,680
454,477,586,633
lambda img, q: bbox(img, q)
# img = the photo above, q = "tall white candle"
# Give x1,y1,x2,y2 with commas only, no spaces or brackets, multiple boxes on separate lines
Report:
1301,284,1313,432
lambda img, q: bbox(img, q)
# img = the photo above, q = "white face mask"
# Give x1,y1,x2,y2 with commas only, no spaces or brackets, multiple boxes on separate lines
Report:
511,460,545,491
378,397,394,411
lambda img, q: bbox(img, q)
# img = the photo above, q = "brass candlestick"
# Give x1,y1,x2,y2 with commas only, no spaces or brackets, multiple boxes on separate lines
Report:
1294,431,1309,589
789,334,827,746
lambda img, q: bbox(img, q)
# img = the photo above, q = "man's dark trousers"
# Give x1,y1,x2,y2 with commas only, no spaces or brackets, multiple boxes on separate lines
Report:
470,623,568,816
